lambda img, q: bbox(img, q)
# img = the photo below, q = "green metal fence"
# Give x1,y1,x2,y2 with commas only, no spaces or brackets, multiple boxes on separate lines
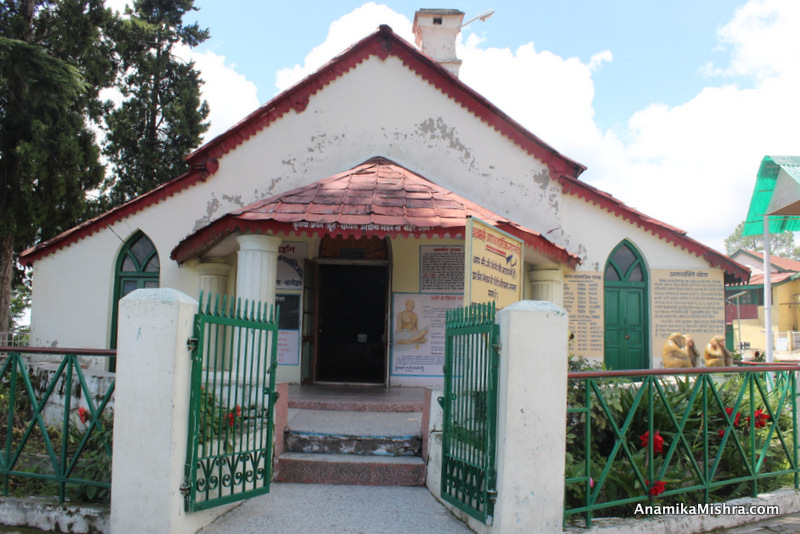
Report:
565,366,800,527
0,346,115,503
183,293,279,512
440,302,499,524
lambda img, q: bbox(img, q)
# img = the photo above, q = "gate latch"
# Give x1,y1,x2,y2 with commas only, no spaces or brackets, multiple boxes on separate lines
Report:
187,337,198,352
180,478,191,498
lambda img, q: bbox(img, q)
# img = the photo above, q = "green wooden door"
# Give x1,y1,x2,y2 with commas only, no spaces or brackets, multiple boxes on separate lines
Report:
604,287,646,369
604,242,648,370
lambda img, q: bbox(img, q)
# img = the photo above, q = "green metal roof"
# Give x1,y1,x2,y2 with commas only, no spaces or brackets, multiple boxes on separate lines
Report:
742,155,800,236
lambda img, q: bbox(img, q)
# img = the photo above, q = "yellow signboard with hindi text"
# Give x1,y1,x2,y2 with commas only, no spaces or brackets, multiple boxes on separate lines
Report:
464,217,524,309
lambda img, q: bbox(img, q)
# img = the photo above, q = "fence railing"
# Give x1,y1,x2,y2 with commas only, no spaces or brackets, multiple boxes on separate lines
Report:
0,346,116,503
565,366,800,528
0,332,28,347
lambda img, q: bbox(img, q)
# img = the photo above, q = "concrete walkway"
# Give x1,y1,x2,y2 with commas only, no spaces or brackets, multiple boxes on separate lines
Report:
710,512,800,533
197,483,472,534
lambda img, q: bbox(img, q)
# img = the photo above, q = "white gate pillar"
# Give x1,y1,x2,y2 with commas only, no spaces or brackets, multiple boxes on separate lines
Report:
493,300,568,533
235,234,281,313
110,289,234,534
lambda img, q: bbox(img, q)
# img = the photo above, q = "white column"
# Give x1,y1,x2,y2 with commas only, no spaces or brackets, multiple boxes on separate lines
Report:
763,216,773,362
198,258,231,306
235,234,281,315
493,301,568,534
528,269,564,308
198,259,232,369
111,289,234,534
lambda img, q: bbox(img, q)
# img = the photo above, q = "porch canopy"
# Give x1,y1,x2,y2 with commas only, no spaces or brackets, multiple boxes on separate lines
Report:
742,156,800,236
741,155,800,362
171,157,581,269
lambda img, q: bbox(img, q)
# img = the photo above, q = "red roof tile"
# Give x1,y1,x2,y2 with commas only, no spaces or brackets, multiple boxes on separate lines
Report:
171,157,580,267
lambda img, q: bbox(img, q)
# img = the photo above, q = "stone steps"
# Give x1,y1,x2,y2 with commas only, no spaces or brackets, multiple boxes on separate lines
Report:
275,405,426,486
275,452,426,486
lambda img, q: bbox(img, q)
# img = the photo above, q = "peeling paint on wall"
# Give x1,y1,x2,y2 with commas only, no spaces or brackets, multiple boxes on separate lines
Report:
193,195,221,231
532,168,549,191
548,191,559,211
222,194,244,208
416,117,472,161
282,158,297,174
266,177,283,196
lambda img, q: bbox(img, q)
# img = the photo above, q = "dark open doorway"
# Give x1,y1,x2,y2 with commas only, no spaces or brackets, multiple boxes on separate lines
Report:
315,264,388,383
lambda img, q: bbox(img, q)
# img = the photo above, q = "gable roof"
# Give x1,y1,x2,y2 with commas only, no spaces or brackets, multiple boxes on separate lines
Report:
734,249,800,274
17,24,749,284
171,157,581,268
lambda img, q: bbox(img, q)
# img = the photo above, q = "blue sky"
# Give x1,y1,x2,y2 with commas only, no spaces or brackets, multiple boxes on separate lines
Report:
106,1,800,254
189,1,745,132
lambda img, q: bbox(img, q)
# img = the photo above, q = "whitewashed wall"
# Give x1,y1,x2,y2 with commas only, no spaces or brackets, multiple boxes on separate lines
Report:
29,51,719,356
29,54,557,349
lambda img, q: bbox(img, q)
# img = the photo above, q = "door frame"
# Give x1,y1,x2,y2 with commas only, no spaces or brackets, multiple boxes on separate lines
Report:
305,258,391,385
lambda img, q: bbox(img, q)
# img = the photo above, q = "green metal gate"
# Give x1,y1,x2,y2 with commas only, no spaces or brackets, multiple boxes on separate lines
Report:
440,302,500,523
183,293,279,512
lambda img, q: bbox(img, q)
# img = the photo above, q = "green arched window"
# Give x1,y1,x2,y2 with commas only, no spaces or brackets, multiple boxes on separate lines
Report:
110,232,160,356
605,241,646,283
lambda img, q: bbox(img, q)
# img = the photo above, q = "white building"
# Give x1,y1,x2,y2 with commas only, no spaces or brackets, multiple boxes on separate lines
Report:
20,10,748,385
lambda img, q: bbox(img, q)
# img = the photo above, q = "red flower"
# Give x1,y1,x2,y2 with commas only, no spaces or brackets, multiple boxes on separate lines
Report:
78,407,89,424
725,407,742,427
639,430,664,454
755,409,769,428
227,412,235,427
750,409,770,429
718,428,725,438
647,480,666,496
236,405,242,417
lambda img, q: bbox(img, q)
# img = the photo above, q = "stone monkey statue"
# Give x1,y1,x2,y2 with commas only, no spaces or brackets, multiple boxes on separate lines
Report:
704,335,733,367
662,332,700,368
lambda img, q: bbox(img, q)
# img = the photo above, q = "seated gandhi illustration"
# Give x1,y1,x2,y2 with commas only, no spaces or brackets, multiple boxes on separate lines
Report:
396,299,428,347
662,332,700,368
704,335,733,367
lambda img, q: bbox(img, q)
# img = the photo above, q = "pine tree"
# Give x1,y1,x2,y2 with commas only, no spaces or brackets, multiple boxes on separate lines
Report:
0,0,115,337
102,0,209,206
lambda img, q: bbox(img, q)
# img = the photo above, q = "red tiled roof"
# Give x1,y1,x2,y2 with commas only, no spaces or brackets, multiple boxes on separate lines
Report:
739,250,800,273
171,157,581,268
743,272,795,286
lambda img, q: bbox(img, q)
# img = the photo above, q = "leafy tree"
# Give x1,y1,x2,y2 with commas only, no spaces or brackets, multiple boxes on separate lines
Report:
0,0,115,339
102,0,209,206
724,221,800,260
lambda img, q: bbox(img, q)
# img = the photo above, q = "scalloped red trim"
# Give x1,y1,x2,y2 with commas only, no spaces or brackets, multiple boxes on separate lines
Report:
558,176,749,281
169,215,580,270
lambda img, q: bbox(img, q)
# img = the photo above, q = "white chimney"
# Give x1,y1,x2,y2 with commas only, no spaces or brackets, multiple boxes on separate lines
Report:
412,9,465,77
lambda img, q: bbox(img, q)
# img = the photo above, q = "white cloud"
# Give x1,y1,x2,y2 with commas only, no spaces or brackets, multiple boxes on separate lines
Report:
176,46,260,142
592,0,800,251
104,0,131,15
275,2,415,91
589,50,613,72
